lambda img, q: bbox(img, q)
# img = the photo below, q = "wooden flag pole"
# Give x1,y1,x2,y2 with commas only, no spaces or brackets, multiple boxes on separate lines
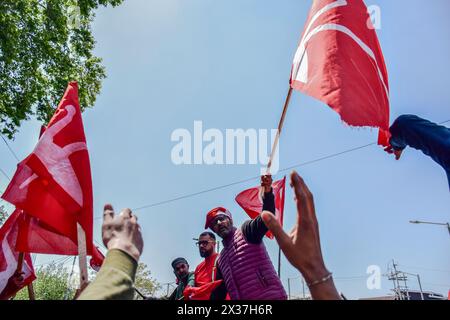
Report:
15,252,36,300
16,253,24,274
27,282,36,300
267,87,295,280
266,87,294,174
77,223,88,289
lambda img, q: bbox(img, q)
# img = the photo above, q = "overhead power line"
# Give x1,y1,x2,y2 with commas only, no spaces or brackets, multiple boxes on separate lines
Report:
0,168,10,181
1,118,448,220
120,118,450,215
1,134,20,162
399,264,450,274
129,142,377,214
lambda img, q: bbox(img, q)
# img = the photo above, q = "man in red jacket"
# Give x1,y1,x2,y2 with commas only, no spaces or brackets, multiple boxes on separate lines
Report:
184,232,226,300
195,232,219,286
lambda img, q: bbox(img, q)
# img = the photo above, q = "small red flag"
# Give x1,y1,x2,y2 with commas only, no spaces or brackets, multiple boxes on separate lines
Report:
290,0,390,146
0,210,36,300
235,177,286,239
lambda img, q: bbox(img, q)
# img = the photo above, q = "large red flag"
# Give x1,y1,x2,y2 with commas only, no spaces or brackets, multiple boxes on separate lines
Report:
290,0,390,146
1,82,96,256
0,210,36,300
235,177,286,239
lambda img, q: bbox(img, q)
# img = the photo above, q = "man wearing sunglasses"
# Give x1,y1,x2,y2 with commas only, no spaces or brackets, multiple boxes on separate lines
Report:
194,232,219,287
204,175,287,300
183,232,228,300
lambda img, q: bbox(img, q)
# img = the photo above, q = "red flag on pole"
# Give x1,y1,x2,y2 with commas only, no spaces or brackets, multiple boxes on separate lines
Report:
0,210,36,300
1,82,98,261
290,0,390,146
235,177,286,239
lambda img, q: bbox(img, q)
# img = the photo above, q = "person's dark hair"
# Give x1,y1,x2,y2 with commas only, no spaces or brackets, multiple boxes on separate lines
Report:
199,231,216,240
171,257,188,270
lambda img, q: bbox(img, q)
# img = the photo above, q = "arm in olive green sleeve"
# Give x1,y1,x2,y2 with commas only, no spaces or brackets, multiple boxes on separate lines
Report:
78,249,138,300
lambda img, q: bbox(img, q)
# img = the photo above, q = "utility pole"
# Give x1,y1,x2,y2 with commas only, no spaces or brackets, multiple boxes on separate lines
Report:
403,271,425,300
287,278,291,300
160,282,174,297
301,278,306,300
416,274,425,301
64,256,77,300
391,260,402,300
400,272,410,300
389,260,407,300
388,260,425,300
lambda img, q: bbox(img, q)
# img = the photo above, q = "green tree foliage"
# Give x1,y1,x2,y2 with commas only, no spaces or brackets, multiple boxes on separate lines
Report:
134,262,160,299
0,0,124,138
14,262,76,300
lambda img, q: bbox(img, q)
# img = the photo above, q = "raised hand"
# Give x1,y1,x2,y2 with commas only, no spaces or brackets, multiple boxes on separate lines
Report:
261,171,341,300
102,204,144,262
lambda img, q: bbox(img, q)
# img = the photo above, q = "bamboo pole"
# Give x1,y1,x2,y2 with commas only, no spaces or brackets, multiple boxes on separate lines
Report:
267,87,295,281
266,87,294,174
27,282,35,300
15,252,35,300
77,223,88,289
16,253,24,275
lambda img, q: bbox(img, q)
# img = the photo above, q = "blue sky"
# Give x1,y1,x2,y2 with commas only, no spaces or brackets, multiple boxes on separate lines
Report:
1,0,449,299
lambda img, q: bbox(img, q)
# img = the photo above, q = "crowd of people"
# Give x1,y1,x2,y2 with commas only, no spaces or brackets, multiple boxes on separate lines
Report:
77,115,449,300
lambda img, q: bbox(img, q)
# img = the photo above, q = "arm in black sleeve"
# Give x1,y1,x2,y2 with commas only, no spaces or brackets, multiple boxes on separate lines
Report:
241,190,275,244
262,189,276,213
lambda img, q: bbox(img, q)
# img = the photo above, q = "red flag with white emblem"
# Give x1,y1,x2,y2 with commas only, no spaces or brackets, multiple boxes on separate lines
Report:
235,177,286,239
0,209,36,300
290,0,390,145
1,82,96,257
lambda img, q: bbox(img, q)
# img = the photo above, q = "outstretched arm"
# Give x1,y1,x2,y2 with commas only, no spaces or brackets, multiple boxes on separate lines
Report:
386,115,450,166
242,175,275,244
262,171,341,300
